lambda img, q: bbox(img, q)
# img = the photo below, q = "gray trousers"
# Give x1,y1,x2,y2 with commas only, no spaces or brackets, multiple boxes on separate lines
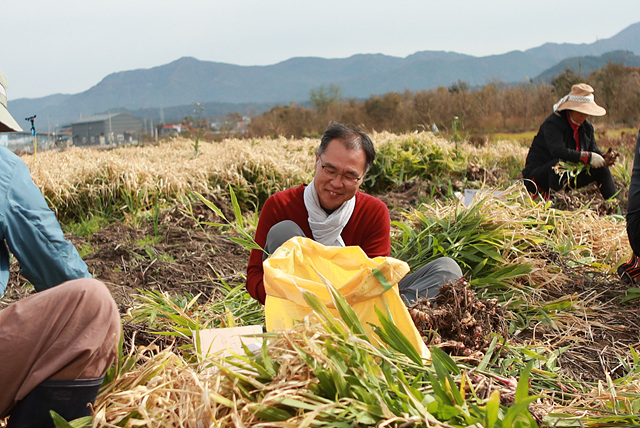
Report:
264,220,463,306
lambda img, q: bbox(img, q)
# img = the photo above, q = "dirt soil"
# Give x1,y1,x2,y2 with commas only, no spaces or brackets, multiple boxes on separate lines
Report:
2,199,247,352
409,277,509,358
2,177,638,384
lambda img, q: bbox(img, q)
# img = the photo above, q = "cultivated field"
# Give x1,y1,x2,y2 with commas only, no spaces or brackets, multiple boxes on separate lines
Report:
3,131,640,427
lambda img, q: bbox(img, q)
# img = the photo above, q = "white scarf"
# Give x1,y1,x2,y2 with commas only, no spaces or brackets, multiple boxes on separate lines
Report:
303,180,355,247
553,93,594,112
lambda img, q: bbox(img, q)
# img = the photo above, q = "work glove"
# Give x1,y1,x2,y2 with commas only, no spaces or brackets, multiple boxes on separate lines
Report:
589,152,606,168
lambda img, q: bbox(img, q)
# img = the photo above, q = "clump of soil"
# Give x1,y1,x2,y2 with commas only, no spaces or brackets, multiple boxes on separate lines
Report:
602,147,620,166
467,135,488,147
551,191,621,216
547,166,627,217
376,179,467,222
376,180,424,219
466,163,500,186
516,249,640,383
551,186,624,216
409,277,509,357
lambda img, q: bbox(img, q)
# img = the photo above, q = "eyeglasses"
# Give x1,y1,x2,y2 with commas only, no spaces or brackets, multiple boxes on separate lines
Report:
317,156,365,184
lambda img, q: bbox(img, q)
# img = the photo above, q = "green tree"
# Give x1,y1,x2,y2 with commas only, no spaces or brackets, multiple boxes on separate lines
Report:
551,67,582,97
448,79,470,93
310,84,343,114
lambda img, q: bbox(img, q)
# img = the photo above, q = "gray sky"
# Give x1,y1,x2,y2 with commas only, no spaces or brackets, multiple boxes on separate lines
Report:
3,0,640,100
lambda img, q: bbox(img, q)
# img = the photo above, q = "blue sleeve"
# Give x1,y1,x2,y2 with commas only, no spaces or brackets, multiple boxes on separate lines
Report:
0,157,91,292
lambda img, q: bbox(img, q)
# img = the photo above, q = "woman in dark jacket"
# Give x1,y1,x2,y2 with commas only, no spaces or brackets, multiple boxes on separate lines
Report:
522,83,616,200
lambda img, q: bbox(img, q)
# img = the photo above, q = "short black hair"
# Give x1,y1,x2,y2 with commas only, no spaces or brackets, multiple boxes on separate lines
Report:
317,122,375,172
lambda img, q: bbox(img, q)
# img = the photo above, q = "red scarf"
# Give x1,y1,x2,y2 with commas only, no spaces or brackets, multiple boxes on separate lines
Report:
567,114,581,150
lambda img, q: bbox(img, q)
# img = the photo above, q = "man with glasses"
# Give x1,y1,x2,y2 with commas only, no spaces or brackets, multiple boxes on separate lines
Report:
246,122,462,305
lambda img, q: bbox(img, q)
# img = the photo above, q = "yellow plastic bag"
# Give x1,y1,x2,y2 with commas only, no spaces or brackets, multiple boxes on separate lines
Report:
264,236,429,358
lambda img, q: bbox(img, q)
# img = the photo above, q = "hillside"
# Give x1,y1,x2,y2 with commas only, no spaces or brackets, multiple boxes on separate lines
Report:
535,50,640,82
9,21,640,128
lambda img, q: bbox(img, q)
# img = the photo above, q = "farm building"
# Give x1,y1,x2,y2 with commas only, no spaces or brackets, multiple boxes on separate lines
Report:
160,123,182,137
71,113,143,146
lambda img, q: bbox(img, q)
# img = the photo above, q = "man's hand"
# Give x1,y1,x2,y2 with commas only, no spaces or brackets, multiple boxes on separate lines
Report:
589,152,606,168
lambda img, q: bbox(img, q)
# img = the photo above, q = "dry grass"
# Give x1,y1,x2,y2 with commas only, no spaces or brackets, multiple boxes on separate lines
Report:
404,186,626,294
24,137,316,218
22,132,534,221
93,346,219,427
94,323,376,427
11,134,639,425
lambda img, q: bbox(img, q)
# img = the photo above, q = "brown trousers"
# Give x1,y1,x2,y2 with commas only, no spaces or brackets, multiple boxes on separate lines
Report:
0,278,121,416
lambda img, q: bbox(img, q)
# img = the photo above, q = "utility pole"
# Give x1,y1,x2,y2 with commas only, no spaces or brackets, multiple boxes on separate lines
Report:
25,115,37,162
108,111,113,145
47,114,51,149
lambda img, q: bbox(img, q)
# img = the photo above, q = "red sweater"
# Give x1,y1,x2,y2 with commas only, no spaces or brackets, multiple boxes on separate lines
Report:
246,184,391,303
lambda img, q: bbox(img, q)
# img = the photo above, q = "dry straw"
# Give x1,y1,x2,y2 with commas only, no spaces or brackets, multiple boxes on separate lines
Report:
14,133,636,425
405,185,626,293
23,137,317,217
94,324,362,427
93,346,220,427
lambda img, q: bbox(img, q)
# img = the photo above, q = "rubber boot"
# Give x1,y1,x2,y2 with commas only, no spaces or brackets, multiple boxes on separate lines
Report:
6,377,104,428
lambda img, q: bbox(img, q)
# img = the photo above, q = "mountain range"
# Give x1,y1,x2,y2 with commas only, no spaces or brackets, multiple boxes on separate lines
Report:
10,22,640,129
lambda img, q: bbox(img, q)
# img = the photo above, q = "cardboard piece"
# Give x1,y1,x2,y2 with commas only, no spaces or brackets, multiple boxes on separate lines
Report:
194,325,263,360
459,189,505,207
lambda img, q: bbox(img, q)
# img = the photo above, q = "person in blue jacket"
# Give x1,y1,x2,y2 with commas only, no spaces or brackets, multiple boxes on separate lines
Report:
522,83,616,201
0,70,121,427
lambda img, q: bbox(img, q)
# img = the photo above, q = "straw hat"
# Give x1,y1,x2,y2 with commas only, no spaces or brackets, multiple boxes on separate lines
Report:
553,83,606,116
0,70,23,132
